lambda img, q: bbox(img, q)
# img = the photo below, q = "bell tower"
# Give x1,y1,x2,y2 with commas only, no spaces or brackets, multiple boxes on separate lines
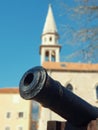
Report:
40,4,61,65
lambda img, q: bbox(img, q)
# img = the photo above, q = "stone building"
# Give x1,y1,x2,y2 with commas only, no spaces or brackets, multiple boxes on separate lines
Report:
0,88,32,130
38,4,98,130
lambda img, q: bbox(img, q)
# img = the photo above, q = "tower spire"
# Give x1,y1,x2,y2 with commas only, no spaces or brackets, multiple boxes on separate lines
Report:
40,4,61,65
42,4,58,35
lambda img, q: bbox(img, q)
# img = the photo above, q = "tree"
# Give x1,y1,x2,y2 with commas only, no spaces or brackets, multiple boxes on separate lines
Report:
56,0,98,63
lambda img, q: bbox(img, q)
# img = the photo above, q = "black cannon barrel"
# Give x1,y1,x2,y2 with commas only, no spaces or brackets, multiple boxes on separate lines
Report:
19,66,98,127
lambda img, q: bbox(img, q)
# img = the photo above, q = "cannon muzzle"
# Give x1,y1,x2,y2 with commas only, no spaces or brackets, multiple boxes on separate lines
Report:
19,66,98,127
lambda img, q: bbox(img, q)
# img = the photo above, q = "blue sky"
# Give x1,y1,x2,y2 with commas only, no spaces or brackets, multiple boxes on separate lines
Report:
0,0,97,88
0,0,66,88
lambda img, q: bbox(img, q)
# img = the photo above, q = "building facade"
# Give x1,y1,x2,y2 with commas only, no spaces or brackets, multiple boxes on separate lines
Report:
38,4,98,130
0,88,32,130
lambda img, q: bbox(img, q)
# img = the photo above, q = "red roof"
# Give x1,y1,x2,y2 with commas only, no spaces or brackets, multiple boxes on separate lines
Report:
43,62,98,72
0,88,19,93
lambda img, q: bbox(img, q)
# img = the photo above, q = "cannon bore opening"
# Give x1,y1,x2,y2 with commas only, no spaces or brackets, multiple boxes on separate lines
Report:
24,73,34,86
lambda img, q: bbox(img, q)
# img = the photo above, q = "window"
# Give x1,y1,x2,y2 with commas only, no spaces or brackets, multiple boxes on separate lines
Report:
18,112,24,118
32,123,36,130
5,126,10,130
66,84,73,92
96,86,98,99
6,112,11,118
49,37,52,41
51,51,55,62
45,51,49,61
60,64,66,67
18,126,23,130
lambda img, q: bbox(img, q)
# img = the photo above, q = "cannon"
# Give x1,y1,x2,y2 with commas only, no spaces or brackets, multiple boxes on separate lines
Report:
19,66,98,129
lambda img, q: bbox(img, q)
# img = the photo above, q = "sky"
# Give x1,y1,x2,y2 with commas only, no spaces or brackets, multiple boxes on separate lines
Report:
0,0,97,88
0,0,68,88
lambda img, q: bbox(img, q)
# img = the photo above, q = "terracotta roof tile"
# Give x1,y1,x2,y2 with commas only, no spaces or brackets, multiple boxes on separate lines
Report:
43,62,98,72
0,88,19,94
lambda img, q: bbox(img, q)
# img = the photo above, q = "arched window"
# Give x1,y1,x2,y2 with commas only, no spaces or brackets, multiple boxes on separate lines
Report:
66,84,73,92
51,51,55,62
49,37,52,42
45,51,49,61
96,86,98,99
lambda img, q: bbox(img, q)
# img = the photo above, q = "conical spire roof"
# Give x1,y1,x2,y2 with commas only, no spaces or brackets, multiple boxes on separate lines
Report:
42,4,58,35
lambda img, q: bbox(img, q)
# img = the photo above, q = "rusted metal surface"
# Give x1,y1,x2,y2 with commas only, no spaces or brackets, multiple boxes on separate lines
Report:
47,121,66,130
87,119,98,130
